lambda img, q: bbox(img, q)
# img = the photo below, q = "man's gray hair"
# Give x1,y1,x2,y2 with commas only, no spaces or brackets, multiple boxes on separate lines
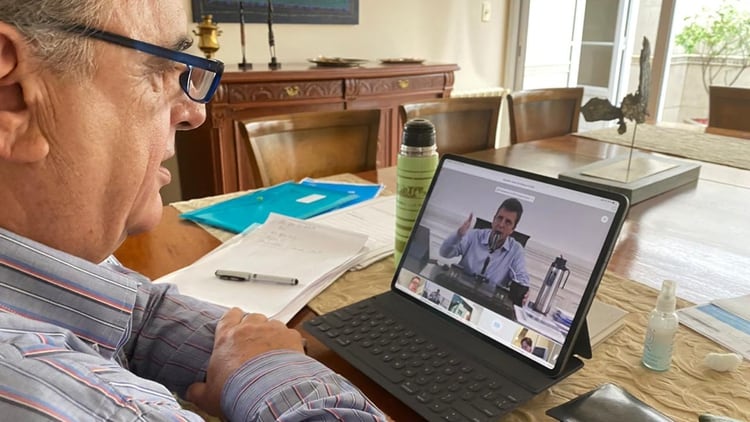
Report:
0,0,112,76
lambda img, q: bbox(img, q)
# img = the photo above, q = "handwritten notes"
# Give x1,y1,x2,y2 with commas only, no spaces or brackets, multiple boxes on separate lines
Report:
156,213,367,322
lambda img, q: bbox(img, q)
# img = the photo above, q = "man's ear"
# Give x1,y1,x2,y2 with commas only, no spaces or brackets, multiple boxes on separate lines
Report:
0,22,48,163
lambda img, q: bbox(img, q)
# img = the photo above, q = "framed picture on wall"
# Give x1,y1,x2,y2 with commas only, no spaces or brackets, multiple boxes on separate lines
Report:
191,0,359,25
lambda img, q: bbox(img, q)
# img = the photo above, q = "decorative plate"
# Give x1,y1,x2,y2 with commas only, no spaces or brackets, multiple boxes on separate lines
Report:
379,57,425,64
308,56,368,67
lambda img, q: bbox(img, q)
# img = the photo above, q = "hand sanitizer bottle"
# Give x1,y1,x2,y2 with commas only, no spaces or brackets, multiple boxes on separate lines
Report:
642,279,679,371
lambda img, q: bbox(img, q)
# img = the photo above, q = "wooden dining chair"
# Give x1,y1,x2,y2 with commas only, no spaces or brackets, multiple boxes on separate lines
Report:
706,86,750,137
506,87,584,144
399,96,502,155
236,109,380,188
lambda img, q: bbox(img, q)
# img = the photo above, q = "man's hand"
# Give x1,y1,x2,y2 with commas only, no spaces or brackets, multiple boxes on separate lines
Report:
186,308,305,417
457,213,474,237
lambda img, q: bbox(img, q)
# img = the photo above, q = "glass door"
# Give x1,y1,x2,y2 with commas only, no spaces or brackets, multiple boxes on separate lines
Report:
510,0,638,129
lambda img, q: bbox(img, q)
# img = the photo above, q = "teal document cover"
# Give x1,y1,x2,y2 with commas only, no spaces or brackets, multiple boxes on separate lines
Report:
180,181,359,233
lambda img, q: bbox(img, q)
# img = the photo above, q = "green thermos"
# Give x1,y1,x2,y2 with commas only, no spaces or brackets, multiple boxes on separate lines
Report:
395,118,438,264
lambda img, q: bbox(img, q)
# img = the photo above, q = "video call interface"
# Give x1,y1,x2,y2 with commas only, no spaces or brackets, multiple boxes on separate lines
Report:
394,160,622,369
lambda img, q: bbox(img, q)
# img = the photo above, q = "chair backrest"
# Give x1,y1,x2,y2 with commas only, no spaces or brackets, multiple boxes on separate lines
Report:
707,85,750,135
237,109,380,188
506,87,584,144
399,96,502,155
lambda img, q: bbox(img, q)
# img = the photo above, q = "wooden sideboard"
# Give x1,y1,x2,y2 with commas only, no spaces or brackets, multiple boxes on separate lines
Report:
176,62,459,199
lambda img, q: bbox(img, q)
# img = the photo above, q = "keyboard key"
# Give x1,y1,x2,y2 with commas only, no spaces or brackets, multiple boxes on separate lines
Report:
428,401,448,413
459,391,475,401
472,398,500,417
324,317,344,329
443,366,457,375
467,382,482,392
416,392,432,403
440,393,457,403
452,401,485,422
335,338,351,347
443,410,464,422
401,381,419,394
431,359,447,368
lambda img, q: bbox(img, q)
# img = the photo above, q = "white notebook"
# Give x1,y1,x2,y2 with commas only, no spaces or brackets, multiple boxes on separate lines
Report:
588,299,628,348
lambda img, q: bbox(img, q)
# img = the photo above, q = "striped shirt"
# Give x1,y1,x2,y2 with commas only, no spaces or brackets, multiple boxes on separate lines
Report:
0,228,384,421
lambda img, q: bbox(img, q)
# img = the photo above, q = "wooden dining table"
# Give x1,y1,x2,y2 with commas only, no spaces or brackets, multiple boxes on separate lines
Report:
115,134,750,421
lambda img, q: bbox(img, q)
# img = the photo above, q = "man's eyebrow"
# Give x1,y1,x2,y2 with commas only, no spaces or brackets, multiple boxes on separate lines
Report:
172,36,194,51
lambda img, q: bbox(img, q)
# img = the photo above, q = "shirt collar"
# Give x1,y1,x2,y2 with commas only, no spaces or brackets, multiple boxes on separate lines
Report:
480,229,510,252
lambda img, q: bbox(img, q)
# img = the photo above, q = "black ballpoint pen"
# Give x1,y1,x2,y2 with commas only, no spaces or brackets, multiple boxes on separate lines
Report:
215,269,299,285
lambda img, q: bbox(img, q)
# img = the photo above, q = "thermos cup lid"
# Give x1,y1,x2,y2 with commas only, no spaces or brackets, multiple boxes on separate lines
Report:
402,118,436,147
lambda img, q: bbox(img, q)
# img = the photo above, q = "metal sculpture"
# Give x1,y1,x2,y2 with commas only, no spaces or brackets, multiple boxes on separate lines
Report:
581,37,651,135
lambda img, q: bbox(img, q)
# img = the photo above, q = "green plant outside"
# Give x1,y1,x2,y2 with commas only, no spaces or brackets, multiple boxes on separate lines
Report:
674,1,750,93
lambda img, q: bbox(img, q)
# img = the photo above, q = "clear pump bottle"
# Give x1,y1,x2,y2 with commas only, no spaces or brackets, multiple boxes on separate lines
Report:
394,118,438,263
642,279,679,371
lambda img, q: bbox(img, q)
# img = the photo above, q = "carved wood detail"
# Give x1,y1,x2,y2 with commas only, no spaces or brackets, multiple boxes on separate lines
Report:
228,80,343,103
352,74,446,96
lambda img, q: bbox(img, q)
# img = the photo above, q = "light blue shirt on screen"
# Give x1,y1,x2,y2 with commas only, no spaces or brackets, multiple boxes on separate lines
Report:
440,228,530,288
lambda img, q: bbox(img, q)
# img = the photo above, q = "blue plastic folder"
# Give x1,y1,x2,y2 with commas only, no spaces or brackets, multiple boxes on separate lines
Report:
299,178,383,208
180,181,359,233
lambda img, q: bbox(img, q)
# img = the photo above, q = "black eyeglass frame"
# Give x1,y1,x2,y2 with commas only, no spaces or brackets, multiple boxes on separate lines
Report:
61,24,224,104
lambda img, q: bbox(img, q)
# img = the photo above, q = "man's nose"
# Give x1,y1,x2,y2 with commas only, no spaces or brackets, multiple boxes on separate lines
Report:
175,98,207,131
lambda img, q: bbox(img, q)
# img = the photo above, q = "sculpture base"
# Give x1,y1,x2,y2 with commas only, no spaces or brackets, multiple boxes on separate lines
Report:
559,152,701,204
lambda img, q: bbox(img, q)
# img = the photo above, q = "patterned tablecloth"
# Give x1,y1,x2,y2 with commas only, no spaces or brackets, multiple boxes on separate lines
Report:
576,124,750,170
309,256,750,421
171,175,749,421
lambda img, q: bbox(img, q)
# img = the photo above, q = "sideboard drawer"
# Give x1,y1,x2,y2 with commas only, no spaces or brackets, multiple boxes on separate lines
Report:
350,74,447,97
226,79,344,104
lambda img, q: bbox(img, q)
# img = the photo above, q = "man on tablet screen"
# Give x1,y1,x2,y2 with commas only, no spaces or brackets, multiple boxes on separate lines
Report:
440,197,530,305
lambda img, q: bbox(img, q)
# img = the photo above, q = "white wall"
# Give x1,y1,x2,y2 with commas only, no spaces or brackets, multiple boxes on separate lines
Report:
182,0,507,91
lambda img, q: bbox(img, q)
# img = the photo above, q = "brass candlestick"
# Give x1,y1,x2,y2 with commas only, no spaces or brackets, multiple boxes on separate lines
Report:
193,14,222,59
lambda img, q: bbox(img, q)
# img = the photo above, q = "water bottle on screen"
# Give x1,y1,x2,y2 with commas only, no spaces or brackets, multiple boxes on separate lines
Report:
395,118,438,263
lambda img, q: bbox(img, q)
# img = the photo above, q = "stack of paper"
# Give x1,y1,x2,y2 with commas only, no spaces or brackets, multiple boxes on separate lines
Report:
156,214,368,323
678,294,750,360
310,195,396,270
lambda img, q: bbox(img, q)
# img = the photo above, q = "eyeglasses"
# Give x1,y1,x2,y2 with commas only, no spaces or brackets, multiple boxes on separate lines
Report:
61,24,224,104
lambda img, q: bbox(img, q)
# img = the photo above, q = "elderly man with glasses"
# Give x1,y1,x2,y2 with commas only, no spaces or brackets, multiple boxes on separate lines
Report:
0,1,384,421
